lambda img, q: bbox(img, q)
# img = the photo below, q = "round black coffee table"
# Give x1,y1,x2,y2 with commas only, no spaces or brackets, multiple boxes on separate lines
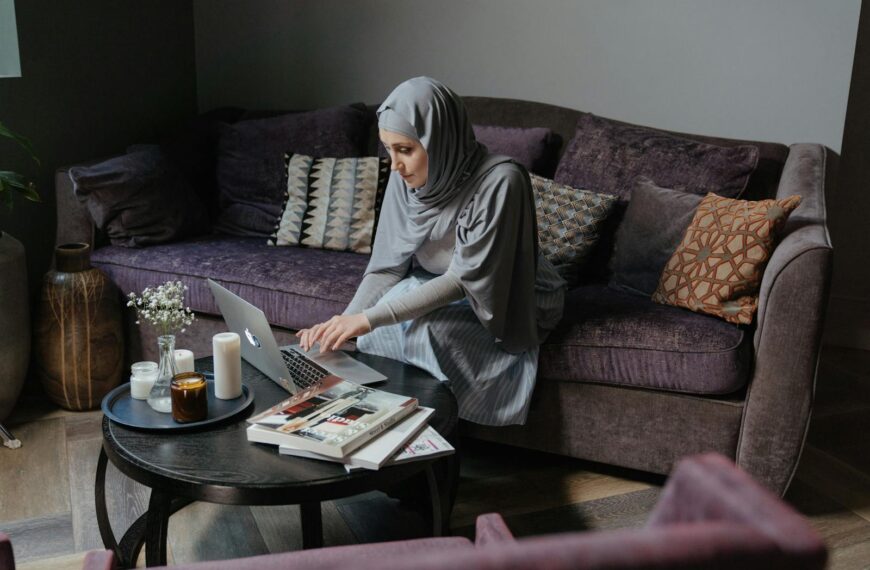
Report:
95,352,459,568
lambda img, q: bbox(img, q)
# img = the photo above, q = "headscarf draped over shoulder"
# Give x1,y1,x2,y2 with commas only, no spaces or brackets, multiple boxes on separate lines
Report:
367,77,541,353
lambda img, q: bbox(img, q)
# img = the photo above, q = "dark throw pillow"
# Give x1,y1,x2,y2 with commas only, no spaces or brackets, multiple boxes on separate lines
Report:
608,178,704,296
472,125,561,178
554,113,760,202
269,154,390,254
69,146,209,248
215,104,370,237
530,173,619,285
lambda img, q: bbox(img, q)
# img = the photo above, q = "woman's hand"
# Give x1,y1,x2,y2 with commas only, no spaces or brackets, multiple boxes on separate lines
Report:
296,313,372,353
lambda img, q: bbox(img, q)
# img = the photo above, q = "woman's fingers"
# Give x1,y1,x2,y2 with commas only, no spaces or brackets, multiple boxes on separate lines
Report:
299,329,312,351
298,317,351,352
320,326,345,354
310,320,336,350
333,331,353,351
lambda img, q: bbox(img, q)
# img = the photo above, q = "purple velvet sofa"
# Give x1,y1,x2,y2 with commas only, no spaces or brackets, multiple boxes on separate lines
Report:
54,97,835,496
0,453,825,569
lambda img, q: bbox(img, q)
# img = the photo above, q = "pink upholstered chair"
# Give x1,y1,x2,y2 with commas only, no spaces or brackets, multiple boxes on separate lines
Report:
0,453,826,570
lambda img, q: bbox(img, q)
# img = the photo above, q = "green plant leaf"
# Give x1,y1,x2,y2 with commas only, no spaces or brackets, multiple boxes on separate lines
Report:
0,171,41,203
0,121,40,167
0,170,30,190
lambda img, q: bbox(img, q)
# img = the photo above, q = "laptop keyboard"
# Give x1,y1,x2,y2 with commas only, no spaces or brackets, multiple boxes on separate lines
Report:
281,349,331,389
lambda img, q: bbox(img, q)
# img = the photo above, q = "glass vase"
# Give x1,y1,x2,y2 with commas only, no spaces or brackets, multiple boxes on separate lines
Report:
147,334,177,413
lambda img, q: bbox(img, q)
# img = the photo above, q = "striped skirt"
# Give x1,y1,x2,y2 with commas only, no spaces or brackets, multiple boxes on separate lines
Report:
357,262,564,426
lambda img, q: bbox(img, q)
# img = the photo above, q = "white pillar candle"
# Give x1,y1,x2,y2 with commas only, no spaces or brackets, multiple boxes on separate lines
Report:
130,361,158,399
174,349,195,373
213,332,242,399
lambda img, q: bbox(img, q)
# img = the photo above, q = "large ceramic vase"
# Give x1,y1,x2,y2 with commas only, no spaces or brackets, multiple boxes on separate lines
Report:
34,243,124,410
0,231,30,422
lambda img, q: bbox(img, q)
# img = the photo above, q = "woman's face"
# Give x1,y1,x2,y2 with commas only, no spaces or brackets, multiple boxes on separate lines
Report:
379,129,428,189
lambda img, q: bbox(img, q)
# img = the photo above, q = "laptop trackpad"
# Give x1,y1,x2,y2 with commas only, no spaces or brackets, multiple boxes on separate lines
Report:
297,347,387,383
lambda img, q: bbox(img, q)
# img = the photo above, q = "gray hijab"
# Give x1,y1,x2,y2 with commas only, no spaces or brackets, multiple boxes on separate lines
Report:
367,77,542,353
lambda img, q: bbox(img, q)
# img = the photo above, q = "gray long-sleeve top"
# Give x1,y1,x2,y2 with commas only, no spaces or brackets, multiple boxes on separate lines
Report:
343,225,465,329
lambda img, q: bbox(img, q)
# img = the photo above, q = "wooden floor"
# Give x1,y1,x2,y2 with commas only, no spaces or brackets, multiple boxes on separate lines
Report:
2,344,869,569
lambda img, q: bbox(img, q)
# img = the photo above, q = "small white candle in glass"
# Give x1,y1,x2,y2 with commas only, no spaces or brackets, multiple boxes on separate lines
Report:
130,361,159,399
174,349,195,373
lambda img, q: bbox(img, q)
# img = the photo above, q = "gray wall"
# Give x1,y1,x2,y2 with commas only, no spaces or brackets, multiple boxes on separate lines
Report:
0,0,197,303
194,0,859,152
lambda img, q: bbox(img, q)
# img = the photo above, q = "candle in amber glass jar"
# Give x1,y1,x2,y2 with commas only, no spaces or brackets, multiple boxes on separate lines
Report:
170,372,208,423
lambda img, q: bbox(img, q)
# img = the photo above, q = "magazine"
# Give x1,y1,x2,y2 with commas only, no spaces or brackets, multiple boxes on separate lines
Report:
344,425,454,473
247,376,418,458
275,406,435,470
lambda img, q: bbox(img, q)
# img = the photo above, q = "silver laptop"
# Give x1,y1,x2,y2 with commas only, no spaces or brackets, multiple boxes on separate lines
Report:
208,279,387,394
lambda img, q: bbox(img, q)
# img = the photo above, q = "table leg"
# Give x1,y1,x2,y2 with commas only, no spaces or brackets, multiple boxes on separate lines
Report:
145,490,172,566
441,452,460,528
95,447,124,565
425,454,460,537
425,464,444,536
300,502,323,549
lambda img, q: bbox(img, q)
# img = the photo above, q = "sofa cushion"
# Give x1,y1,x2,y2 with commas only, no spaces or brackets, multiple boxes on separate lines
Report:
540,284,752,395
69,146,210,248
473,124,561,177
609,177,704,296
653,193,802,325
91,236,367,331
530,173,619,285
215,104,371,238
269,154,390,254
554,113,760,202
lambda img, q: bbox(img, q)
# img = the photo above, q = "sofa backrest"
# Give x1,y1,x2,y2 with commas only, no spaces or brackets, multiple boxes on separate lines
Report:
236,99,792,204
467,97,791,201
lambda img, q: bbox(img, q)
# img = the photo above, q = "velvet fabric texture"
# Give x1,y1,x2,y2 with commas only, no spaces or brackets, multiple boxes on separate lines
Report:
90,236,369,331
554,113,760,202
215,104,370,237
609,178,703,296
69,146,210,247
542,284,751,394
472,124,561,177
647,453,827,568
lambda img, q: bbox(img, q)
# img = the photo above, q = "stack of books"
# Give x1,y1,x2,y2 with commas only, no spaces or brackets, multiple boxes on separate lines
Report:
246,376,454,472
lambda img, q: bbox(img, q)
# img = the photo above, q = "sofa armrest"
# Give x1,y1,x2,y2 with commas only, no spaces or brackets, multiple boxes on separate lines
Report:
737,143,834,495
475,513,515,545
82,550,116,570
647,453,827,567
55,165,96,248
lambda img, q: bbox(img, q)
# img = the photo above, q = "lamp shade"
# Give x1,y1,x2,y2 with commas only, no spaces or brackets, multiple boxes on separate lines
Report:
0,0,21,78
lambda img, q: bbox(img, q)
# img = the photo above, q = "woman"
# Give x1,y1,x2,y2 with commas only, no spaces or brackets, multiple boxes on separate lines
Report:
297,77,565,425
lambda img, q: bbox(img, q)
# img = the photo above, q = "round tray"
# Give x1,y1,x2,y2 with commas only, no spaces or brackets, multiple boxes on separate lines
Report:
101,379,254,432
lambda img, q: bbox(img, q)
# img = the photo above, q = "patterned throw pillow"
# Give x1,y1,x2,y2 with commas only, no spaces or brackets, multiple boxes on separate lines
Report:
268,154,390,254
652,193,801,324
530,173,619,282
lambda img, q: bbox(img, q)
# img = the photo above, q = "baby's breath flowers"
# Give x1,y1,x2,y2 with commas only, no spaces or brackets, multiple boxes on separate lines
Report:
127,281,195,337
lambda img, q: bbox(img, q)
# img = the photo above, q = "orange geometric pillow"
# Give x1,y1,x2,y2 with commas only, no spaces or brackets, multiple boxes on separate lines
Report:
652,193,801,324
